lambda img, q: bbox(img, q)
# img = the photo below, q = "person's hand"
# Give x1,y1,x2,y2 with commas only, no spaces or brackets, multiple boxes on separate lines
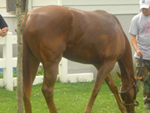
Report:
2,27,8,36
136,49,143,57
0,27,8,37
0,30,6,37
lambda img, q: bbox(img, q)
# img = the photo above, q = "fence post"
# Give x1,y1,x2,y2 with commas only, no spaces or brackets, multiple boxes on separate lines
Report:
59,57,68,83
3,32,13,91
57,0,62,5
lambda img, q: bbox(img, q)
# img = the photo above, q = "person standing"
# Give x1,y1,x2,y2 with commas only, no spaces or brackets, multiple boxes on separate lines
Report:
0,14,8,37
129,0,150,109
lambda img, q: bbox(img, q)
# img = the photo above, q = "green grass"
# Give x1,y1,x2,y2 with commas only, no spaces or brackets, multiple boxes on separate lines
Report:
0,78,150,113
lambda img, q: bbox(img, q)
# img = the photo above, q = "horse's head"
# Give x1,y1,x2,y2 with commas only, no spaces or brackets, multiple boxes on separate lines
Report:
119,78,139,113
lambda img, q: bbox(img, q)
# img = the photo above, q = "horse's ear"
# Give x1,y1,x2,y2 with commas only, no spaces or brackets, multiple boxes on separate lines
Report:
117,72,121,78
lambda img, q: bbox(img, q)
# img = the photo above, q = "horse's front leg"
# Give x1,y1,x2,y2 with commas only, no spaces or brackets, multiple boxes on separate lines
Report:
84,60,116,113
105,74,127,113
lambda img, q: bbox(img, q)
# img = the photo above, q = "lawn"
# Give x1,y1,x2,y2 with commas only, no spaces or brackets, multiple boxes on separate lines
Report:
0,78,150,113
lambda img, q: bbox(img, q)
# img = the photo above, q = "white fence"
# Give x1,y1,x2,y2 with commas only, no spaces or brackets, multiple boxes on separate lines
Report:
0,33,93,91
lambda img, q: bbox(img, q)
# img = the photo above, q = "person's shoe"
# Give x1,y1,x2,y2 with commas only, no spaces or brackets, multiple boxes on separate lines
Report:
144,103,150,109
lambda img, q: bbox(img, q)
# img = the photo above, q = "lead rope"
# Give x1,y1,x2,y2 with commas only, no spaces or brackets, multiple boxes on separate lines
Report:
136,56,143,86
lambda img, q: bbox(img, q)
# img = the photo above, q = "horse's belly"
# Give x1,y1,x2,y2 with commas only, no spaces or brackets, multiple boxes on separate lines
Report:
63,47,100,64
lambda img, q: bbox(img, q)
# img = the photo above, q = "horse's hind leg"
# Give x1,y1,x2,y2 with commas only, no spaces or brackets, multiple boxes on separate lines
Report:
84,60,116,113
42,60,60,113
23,41,40,113
105,74,127,113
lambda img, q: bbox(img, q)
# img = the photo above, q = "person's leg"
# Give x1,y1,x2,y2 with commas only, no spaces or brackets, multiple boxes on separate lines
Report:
136,58,150,109
141,60,150,109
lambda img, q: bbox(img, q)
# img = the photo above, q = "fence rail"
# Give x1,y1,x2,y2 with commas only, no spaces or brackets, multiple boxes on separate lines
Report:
0,32,93,91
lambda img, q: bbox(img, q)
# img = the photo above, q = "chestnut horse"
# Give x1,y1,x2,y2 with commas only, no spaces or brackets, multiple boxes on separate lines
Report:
22,5,138,113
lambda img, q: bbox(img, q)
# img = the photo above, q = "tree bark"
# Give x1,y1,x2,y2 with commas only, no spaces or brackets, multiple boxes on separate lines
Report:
14,0,28,113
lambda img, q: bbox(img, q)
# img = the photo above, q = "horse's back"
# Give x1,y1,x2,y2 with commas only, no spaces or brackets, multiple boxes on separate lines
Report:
64,8,126,63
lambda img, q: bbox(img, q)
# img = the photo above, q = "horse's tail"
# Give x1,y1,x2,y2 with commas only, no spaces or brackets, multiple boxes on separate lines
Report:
21,14,29,31
23,28,40,112
21,15,25,26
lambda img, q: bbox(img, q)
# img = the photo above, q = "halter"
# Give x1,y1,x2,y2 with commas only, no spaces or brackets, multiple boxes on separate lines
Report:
119,78,139,106
119,56,148,106
136,56,150,85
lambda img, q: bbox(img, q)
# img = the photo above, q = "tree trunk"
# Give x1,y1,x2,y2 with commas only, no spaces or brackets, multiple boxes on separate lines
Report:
15,0,28,113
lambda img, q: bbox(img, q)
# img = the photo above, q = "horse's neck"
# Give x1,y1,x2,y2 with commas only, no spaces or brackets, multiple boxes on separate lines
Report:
118,34,135,84
118,53,135,85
